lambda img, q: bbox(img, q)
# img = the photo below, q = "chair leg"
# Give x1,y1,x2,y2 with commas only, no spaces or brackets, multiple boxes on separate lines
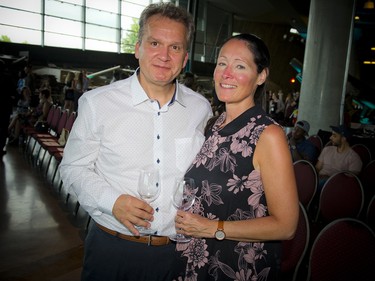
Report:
23,135,32,157
52,161,61,185
44,153,53,178
27,138,38,164
33,143,42,167
74,201,80,216
38,148,48,172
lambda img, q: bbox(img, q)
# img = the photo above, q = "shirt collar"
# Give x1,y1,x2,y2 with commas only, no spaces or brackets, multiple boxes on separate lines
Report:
131,68,186,108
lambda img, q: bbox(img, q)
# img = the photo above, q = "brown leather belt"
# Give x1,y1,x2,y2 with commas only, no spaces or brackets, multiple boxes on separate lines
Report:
96,223,171,246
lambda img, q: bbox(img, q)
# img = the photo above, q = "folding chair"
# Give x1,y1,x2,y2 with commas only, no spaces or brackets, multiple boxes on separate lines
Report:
351,143,372,168
307,218,375,281
311,171,364,241
308,135,323,154
293,159,317,210
281,203,310,281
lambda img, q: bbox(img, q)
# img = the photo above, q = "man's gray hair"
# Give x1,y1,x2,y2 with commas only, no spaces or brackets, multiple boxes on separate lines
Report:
138,2,195,49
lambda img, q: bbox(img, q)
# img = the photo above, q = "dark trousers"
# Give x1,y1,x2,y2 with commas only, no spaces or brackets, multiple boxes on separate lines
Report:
0,118,9,151
81,223,186,281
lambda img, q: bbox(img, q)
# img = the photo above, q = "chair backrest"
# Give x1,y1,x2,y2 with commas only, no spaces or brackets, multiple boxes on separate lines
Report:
281,203,310,281
45,104,56,126
360,160,375,205
351,143,372,168
293,159,317,210
49,106,62,136
367,195,375,231
315,171,364,223
64,111,77,131
308,135,323,154
307,218,375,281
55,109,69,136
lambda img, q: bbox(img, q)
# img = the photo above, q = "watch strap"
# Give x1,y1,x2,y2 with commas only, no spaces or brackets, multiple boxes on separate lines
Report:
218,220,224,230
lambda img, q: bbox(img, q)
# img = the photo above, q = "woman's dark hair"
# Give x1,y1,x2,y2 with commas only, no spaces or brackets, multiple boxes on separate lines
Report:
220,33,270,101
205,33,271,134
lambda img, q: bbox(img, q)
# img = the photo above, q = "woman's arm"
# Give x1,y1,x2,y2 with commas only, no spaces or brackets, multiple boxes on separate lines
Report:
176,124,299,242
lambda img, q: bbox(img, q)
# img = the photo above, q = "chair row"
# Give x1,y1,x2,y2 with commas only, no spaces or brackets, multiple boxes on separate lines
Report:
21,104,88,227
23,105,77,189
293,159,375,225
281,209,375,281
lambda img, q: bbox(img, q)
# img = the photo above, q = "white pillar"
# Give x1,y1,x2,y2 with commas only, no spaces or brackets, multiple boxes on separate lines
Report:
298,0,355,135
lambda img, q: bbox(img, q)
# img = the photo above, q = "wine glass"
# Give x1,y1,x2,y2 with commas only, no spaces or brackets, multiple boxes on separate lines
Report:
169,177,196,243
137,168,160,235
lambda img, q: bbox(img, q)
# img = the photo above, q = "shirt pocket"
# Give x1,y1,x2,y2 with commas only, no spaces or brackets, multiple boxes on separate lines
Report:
175,133,205,172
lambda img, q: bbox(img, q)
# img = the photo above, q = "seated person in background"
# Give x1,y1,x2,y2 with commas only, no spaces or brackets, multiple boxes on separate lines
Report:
31,88,53,125
8,86,31,143
315,124,362,190
288,120,318,163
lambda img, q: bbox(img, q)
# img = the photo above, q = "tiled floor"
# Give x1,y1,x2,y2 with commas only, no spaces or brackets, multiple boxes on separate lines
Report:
0,144,86,281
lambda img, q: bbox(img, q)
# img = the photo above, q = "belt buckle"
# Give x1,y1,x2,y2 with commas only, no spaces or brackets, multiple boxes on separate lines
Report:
147,235,152,246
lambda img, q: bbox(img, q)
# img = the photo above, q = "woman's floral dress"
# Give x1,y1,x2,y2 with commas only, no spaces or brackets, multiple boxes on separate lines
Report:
176,105,281,281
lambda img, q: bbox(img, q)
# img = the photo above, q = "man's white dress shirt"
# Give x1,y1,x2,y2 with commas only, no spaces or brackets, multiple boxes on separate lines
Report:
60,72,212,236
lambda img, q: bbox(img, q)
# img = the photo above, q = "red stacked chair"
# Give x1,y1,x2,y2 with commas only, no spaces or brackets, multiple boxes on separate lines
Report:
307,218,375,281
281,203,310,281
293,159,318,211
43,111,77,181
34,108,69,168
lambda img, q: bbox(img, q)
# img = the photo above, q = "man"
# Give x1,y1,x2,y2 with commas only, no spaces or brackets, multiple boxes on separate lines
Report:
0,60,16,156
315,124,362,189
288,120,318,163
59,3,212,281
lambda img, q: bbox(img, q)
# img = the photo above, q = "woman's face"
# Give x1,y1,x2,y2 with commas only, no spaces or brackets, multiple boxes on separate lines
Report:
213,39,267,108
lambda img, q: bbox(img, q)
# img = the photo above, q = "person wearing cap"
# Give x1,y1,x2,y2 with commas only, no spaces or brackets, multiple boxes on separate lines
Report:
315,124,362,189
288,120,318,163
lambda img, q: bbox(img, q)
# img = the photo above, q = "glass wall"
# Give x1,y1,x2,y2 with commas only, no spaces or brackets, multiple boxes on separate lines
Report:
0,0,151,52
0,0,232,62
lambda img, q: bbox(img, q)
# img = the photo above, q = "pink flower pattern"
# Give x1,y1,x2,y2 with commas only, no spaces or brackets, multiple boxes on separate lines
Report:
175,106,280,281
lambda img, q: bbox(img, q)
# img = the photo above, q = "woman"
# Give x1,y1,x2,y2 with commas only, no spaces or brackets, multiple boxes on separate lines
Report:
174,34,299,280
32,88,53,125
73,71,85,112
63,71,75,113
8,86,31,143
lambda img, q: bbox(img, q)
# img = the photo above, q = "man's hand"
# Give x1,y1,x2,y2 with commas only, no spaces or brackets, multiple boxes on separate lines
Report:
112,194,154,236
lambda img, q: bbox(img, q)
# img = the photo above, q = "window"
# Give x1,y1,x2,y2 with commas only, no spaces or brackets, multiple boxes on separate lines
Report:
45,0,82,21
86,8,118,28
0,0,41,13
0,0,223,61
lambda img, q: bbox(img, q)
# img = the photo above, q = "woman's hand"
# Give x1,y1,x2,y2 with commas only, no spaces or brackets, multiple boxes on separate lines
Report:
175,210,216,238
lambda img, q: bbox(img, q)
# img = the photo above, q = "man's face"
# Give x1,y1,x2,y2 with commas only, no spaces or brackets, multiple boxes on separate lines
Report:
330,131,343,146
292,126,305,140
135,15,188,88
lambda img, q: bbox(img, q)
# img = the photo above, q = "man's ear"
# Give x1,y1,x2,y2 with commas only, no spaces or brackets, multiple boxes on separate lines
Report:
134,41,140,59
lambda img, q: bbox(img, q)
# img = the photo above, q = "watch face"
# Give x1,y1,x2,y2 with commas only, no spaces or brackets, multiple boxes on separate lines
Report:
215,230,225,240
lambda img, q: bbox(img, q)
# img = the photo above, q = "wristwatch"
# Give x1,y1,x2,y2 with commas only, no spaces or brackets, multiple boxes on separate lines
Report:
214,220,226,240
